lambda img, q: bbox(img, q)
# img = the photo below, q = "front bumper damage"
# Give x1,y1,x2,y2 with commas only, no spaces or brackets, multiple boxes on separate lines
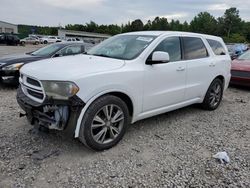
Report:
16,86,85,135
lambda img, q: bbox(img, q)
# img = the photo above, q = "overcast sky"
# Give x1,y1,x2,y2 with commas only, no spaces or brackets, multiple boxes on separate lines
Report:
1,0,250,26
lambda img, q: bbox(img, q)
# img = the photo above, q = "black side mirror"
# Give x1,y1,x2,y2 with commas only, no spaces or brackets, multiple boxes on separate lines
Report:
53,53,62,58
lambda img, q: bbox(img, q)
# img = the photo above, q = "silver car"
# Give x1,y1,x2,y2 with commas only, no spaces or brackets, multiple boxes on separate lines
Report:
20,37,40,45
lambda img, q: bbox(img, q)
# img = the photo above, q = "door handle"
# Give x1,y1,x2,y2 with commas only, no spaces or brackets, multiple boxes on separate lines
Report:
209,63,216,67
176,67,185,71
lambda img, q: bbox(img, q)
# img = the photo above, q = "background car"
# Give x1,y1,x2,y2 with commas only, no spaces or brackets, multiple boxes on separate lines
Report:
66,38,80,42
20,37,40,45
41,36,61,44
231,50,250,87
0,42,86,84
0,34,20,46
227,43,249,60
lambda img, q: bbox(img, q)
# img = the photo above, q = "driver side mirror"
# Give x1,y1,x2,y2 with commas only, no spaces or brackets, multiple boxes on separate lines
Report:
53,53,62,58
146,51,170,65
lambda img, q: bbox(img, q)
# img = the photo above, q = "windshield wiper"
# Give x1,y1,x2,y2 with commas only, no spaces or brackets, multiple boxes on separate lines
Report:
92,54,112,58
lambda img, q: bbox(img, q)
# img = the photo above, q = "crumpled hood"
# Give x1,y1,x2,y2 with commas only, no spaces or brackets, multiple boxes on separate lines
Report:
20,54,125,81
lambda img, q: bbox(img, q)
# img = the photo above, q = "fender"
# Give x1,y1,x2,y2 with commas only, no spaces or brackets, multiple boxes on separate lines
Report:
74,89,136,138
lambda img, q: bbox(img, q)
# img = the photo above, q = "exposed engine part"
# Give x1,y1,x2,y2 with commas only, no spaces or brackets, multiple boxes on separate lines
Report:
42,105,69,130
43,105,58,113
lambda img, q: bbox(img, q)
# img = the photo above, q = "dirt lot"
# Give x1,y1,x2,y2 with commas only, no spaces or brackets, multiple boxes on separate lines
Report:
0,45,249,187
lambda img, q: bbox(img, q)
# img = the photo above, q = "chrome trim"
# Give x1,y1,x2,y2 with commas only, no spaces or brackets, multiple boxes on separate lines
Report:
19,73,45,103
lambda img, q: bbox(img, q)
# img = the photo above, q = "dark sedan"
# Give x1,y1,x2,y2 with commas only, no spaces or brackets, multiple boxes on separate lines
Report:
0,42,87,84
231,50,250,87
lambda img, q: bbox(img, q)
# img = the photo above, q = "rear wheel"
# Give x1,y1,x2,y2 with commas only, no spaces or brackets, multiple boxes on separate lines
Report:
43,40,48,44
79,95,130,151
20,41,25,46
201,78,223,110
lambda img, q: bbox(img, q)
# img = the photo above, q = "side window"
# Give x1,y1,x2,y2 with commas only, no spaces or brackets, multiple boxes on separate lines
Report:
154,37,181,62
207,39,226,55
59,45,82,56
182,37,208,60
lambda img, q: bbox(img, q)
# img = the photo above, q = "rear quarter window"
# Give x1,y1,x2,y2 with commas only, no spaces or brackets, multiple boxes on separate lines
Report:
207,39,226,55
182,37,208,60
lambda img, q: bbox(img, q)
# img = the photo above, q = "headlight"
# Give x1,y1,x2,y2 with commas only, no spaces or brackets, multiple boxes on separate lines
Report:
41,81,79,100
2,63,24,71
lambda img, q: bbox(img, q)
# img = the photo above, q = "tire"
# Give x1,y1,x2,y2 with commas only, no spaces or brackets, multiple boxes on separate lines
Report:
35,41,39,45
79,95,130,151
43,40,48,44
21,41,25,46
201,78,223,110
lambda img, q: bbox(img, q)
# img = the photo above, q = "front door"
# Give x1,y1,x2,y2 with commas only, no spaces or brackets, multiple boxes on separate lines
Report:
143,36,186,112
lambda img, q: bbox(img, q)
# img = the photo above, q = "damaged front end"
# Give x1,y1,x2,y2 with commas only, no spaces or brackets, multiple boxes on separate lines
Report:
17,86,85,134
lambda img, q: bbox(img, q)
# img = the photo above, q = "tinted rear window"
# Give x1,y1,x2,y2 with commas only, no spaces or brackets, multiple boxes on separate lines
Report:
183,37,208,60
207,39,226,55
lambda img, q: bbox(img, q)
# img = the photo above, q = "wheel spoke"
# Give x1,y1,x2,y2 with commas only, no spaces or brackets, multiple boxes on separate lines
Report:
210,97,216,105
209,93,215,99
111,110,123,123
111,126,120,134
100,128,107,143
94,128,106,143
92,115,105,128
109,127,115,139
215,84,221,94
103,105,113,120
110,126,120,139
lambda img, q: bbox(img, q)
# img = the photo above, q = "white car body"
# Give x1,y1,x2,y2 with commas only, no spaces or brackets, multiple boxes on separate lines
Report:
41,36,61,44
19,31,231,144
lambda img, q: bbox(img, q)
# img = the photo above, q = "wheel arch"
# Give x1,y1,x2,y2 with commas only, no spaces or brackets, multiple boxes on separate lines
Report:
214,75,225,88
74,89,135,138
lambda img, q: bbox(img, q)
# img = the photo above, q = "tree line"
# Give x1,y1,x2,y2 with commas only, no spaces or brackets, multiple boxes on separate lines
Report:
18,7,250,43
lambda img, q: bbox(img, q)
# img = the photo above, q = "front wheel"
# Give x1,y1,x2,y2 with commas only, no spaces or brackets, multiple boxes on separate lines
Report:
79,95,130,151
201,78,223,110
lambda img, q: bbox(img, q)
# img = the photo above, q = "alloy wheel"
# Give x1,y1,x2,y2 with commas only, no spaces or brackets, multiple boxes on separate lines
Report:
209,83,222,107
91,104,124,144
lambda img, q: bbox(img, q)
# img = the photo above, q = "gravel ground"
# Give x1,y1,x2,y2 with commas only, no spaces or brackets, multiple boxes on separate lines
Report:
0,46,250,187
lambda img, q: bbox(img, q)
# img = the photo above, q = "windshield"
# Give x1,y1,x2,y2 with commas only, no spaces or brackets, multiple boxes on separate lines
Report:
238,50,250,60
31,44,63,56
87,35,156,60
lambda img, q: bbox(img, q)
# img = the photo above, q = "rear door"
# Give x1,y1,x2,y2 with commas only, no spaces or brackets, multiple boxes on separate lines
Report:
182,36,215,100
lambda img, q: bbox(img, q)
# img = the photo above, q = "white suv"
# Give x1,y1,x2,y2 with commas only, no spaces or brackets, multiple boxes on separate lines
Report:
17,31,231,151
41,36,61,44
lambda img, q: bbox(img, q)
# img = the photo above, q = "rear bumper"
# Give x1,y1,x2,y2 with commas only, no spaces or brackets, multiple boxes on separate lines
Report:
230,70,250,87
230,76,250,87
16,87,85,135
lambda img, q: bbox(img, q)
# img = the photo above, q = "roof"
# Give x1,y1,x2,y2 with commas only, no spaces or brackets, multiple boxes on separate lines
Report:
0,20,17,26
120,31,222,40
